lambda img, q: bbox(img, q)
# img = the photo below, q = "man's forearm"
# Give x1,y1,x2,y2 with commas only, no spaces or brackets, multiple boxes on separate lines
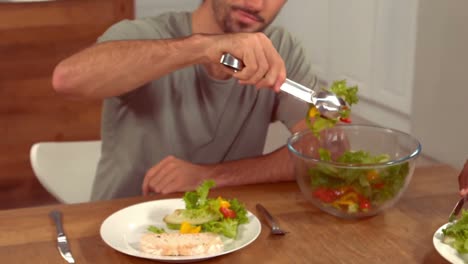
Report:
52,35,208,99
211,146,295,188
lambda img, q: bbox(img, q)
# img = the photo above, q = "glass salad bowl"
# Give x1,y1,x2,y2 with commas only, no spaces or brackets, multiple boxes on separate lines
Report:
287,124,421,219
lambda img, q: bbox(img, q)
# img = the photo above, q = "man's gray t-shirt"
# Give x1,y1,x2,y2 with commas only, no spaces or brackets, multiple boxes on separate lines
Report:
91,12,316,200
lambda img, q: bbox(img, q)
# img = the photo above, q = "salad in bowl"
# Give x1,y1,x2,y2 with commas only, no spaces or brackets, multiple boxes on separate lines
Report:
287,80,421,219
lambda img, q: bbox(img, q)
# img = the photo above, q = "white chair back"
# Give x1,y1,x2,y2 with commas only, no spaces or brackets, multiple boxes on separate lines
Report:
30,140,101,204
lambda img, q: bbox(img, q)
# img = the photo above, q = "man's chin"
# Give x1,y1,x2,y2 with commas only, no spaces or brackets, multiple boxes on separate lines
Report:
230,24,263,33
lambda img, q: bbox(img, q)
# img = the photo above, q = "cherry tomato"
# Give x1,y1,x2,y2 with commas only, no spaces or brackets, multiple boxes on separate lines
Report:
312,187,339,203
220,207,236,219
339,117,352,123
372,182,385,189
359,198,371,210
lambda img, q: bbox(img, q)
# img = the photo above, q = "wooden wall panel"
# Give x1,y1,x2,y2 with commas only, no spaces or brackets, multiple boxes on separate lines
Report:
0,0,134,209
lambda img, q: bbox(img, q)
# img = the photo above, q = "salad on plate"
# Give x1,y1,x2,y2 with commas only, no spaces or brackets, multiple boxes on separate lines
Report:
153,179,249,239
140,180,250,256
442,209,468,255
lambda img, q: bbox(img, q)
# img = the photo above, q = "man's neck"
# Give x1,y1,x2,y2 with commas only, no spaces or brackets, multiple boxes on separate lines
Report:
192,3,231,80
192,3,223,34
202,63,231,80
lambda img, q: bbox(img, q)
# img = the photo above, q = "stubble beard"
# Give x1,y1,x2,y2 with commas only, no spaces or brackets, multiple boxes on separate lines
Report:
211,1,267,33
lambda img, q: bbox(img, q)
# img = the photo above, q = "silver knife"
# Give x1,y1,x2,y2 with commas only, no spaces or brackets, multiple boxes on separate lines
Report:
49,210,76,263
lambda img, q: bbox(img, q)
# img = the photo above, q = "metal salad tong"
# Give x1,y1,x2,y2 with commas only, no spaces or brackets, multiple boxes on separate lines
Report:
220,53,348,119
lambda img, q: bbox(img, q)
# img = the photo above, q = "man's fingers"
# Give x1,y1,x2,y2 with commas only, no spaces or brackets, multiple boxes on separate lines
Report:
229,33,286,90
142,156,173,195
142,164,161,195
255,61,277,89
256,60,285,91
233,50,258,81
246,45,270,84
263,43,286,91
152,163,179,194
274,64,287,92
273,76,283,92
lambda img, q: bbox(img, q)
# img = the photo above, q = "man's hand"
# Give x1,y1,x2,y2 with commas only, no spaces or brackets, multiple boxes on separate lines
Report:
458,160,468,196
142,156,215,195
203,32,286,92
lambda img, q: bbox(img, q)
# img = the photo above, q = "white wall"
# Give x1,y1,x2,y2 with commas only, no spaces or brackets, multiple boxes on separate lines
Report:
411,0,468,170
135,0,199,18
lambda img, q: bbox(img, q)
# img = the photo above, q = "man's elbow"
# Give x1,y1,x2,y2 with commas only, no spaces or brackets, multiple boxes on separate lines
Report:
52,63,70,93
52,62,83,98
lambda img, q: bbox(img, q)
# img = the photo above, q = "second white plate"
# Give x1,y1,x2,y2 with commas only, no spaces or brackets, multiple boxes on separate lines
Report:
433,222,468,264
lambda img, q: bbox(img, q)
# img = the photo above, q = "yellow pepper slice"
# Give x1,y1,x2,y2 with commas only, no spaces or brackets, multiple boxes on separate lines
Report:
331,192,358,207
339,192,359,202
333,200,356,206
308,106,320,118
179,221,201,234
217,196,231,208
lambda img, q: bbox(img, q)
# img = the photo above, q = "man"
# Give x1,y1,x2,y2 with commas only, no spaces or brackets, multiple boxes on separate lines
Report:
52,0,317,200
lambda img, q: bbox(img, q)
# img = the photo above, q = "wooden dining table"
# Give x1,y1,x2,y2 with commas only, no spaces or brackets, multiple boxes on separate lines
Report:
0,164,461,263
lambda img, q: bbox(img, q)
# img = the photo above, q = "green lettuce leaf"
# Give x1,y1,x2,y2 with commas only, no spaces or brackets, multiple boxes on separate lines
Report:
306,115,337,137
329,80,359,106
229,198,249,224
147,225,166,234
337,150,390,164
310,148,409,205
202,218,239,239
306,79,359,137
168,180,249,239
183,179,215,209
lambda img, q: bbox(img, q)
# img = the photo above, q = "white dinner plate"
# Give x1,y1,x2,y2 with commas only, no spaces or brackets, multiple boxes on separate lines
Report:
433,222,468,264
100,198,261,263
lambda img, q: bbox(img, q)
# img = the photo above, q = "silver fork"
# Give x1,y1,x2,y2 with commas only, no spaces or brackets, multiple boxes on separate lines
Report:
256,204,287,235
